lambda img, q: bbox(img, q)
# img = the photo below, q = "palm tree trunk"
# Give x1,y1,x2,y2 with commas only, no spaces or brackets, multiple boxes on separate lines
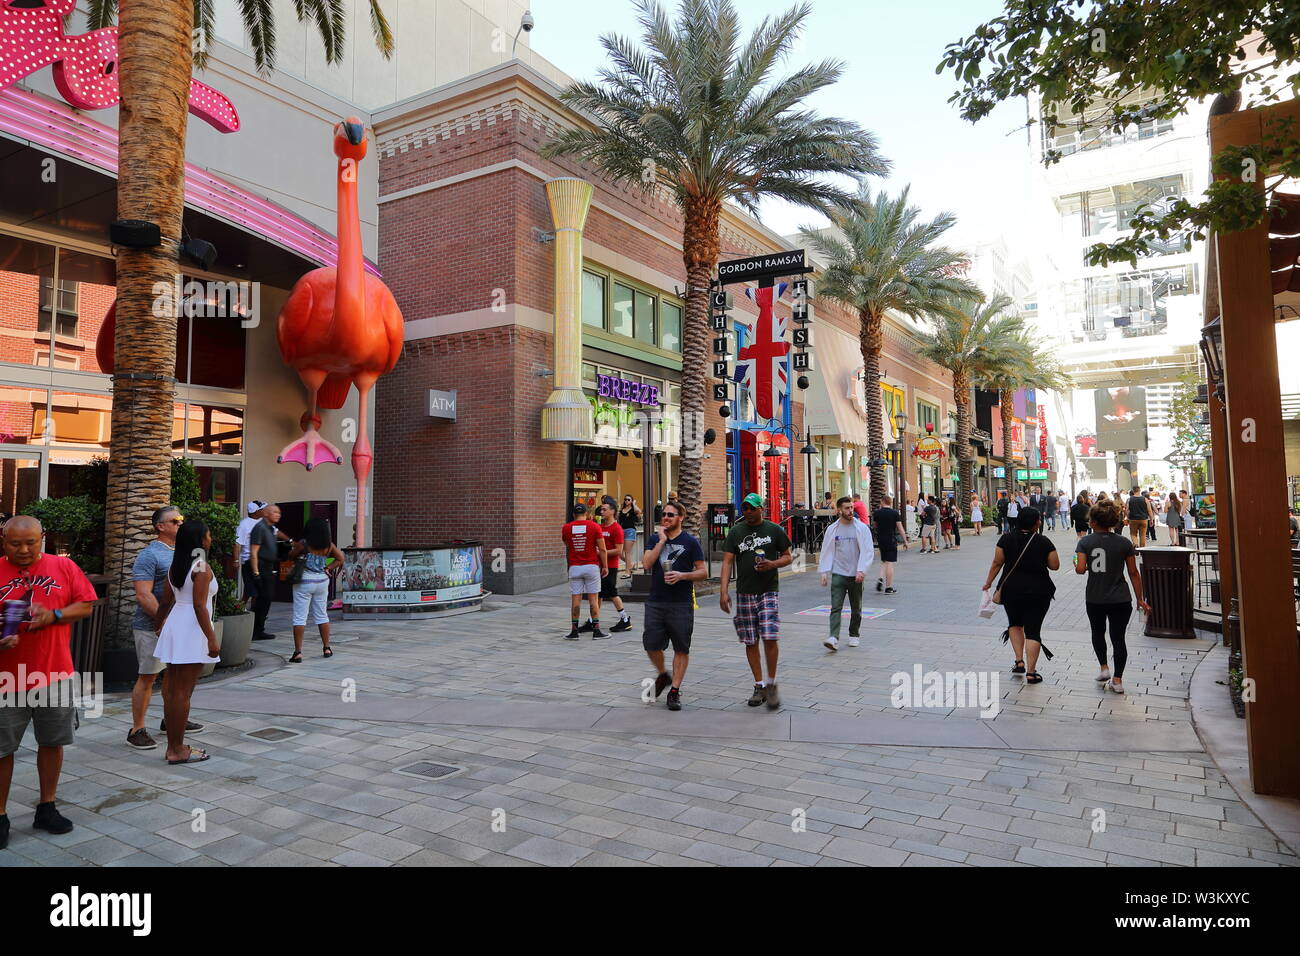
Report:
999,390,1014,498
676,196,721,538
102,1,194,647
953,369,973,502
860,307,886,512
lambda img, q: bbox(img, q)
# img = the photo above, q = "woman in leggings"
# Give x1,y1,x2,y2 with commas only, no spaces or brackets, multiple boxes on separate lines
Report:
1073,500,1150,694
982,507,1058,684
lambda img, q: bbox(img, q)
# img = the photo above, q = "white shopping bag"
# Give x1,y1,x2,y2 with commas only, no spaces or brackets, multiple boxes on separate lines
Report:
977,589,997,619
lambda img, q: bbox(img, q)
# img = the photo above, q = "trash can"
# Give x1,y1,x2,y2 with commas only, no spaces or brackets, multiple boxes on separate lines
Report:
1138,546,1196,639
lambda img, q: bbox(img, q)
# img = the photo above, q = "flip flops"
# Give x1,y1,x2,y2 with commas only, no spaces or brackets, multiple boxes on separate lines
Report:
167,747,210,765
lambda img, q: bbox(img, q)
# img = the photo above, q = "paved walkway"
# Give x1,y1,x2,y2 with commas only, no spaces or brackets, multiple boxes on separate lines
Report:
1,526,1295,867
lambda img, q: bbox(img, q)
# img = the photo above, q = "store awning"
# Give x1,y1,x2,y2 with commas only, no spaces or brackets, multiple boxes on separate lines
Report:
802,319,869,447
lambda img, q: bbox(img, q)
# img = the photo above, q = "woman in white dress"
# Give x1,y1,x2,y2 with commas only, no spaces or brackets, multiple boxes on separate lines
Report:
154,520,220,765
969,494,984,535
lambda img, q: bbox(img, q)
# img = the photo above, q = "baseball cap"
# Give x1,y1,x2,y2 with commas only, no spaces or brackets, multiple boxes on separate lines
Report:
742,493,763,510
247,499,268,516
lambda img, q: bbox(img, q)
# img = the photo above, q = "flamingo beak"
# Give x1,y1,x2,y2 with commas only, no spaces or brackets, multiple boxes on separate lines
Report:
342,121,365,146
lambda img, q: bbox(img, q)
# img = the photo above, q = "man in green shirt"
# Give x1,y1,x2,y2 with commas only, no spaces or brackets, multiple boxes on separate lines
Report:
720,493,793,710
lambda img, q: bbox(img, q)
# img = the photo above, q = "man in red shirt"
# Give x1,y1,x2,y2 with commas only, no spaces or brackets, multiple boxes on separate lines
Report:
561,503,608,640
579,500,632,634
852,493,870,526
0,516,97,849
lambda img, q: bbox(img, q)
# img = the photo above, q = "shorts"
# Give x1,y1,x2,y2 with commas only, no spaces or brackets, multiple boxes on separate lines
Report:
880,545,898,563
920,525,936,539
733,591,780,646
600,571,620,600
569,564,601,595
624,528,637,541
133,627,166,676
292,574,331,626
0,681,77,756
643,602,693,654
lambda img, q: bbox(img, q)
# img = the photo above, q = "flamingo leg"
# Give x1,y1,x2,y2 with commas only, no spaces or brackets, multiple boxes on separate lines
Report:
351,379,375,547
278,369,344,470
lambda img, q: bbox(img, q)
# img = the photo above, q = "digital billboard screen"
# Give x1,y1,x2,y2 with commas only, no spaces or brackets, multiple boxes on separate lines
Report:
1094,386,1148,452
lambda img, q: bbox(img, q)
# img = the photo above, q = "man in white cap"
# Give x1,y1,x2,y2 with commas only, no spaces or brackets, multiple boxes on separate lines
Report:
237,500,268,609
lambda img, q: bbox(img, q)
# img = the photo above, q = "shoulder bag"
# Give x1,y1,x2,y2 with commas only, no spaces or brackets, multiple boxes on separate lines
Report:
992,531,1036,605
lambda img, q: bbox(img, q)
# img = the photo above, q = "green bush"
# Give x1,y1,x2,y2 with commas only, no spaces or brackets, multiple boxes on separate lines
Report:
21,495,104,573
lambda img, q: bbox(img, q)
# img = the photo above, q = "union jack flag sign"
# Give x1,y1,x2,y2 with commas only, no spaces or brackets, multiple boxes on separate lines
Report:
734,283,790,420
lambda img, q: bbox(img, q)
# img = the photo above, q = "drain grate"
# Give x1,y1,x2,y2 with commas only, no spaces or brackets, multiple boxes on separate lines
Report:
246,727,303,742
394,760,465,780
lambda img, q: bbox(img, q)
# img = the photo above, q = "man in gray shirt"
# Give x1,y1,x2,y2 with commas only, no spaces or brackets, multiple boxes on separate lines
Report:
250,505,281,641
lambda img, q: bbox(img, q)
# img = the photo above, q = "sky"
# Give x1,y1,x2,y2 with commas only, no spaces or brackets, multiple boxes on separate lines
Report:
529,0,1036,256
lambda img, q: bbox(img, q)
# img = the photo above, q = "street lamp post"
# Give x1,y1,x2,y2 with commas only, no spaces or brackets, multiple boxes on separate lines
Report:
893,411,908,503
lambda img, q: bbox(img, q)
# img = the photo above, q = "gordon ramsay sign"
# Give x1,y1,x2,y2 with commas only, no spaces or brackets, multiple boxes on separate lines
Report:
717,249,812,285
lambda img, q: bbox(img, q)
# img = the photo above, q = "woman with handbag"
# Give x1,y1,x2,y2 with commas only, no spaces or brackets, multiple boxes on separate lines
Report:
981,507,1059,684
286,518,345,662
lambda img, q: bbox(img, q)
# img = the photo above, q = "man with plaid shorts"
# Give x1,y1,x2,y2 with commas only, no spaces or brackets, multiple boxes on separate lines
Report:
720,493,793,710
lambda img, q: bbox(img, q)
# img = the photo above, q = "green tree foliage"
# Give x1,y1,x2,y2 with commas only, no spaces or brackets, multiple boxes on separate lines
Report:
939,1,1300,266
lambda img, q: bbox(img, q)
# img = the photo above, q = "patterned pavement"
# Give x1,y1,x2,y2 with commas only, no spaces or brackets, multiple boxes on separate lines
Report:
1,526,1294,867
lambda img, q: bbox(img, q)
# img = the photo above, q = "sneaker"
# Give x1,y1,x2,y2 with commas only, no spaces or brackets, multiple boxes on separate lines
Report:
1105,680,1125,694
564,628,580,641
0,814,8,850
610,619,633,632
1095,670,1111,683
653,672,671,698
591,627,609,640
252,632,276,641
884,587,897,594
848,636,860,647
33,801,73,835
747,683,767,707
126,728,158,750
823,636,838,652
765,681,781,710
577,620,594,633
876,578,883,592
666,687,682,711
159,719,204,734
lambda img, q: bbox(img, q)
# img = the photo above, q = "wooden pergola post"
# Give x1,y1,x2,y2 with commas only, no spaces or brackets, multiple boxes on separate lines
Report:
1209,104,1300,797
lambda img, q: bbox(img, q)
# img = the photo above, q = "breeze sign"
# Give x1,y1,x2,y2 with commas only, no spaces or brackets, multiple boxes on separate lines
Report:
597,373,660,407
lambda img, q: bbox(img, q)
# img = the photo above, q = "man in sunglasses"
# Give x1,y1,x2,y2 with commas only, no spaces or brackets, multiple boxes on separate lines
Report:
641,501,705,711
720,493,793,710
127,505,202,749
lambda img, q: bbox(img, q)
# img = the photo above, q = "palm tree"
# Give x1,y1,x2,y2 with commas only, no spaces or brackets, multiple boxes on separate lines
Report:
914,293,1024,497
977,332,1067,498
543,0,887,534
90,1,393,644
802,187,977,511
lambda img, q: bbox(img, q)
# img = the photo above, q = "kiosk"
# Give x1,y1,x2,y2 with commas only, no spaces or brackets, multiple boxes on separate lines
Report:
341,542,488,619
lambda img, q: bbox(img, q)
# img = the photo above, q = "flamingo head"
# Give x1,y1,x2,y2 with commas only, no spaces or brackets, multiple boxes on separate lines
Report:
333,118,369,161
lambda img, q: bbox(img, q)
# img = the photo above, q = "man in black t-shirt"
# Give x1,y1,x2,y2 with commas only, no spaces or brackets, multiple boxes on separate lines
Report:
641,501,706,712
871,495,906,592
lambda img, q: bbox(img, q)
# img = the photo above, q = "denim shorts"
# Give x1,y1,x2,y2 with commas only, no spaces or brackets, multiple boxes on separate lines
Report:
292,574,330,626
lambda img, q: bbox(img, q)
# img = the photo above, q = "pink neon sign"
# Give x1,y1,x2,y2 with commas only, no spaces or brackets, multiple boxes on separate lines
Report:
0,0,238,133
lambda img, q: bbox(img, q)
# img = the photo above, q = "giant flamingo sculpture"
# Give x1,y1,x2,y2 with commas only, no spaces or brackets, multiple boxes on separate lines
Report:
275,118,403,547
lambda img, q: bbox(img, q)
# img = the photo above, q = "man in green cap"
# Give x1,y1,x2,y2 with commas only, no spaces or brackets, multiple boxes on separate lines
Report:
720,493,793,710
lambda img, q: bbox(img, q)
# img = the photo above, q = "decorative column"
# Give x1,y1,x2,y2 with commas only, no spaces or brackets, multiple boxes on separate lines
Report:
541,177,595,442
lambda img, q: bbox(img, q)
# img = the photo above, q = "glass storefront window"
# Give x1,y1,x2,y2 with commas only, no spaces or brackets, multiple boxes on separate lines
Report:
581,362,597,389
194,464,240,504
582,271,605,329
41,392,111,449
611,283,634,338
0,455,41,515
185,405,244,456
53,249,114,374
0,233,58,370
661,302,681,352
633,290,655,345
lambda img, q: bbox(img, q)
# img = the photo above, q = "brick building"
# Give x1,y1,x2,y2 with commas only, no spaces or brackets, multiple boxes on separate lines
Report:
370,62,956,594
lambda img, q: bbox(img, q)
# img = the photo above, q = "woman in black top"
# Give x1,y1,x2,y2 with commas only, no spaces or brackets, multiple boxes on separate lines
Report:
981,507,1059,684
618,496,642,569
1073,500,1150,694
1070,492,1092,539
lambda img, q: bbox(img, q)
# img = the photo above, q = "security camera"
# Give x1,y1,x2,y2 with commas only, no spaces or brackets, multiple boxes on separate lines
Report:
521,11,535,32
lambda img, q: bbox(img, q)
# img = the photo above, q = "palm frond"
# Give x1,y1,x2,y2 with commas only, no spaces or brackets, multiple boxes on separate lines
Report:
367,0,395,58
193,0,216,71
236,0,277,72
84,0,117,31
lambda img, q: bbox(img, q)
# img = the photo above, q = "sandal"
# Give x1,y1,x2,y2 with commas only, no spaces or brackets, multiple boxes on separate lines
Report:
1012,659,1025,675
322,646,333,658
166,747,210,765
289,650,302,663
1025,671,1043,684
